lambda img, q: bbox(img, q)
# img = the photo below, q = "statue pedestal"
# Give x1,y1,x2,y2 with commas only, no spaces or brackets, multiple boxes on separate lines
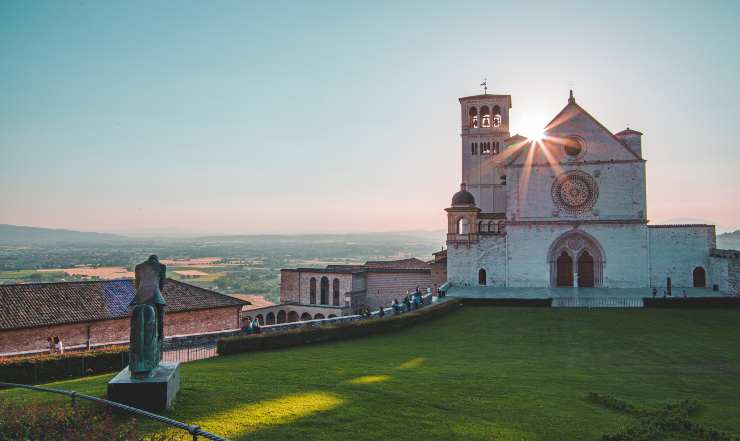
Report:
107,362,180,413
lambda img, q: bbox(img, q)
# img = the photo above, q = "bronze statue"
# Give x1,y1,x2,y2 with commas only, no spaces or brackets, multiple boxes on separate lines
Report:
130,255,167,378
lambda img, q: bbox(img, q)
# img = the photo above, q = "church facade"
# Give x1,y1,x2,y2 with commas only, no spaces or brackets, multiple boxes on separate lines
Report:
445,91,738,294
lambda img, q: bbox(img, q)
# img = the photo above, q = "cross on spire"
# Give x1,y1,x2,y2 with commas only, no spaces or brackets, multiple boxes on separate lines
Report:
480,78,487,94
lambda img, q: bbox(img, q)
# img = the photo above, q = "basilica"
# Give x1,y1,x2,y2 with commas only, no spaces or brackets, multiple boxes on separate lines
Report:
444,90,738,294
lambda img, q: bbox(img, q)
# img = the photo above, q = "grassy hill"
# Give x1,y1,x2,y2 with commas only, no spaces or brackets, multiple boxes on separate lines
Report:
0,224,125,245
3,307,740,440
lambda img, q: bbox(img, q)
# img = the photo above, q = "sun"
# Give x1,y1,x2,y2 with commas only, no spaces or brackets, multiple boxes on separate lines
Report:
515,111,547,140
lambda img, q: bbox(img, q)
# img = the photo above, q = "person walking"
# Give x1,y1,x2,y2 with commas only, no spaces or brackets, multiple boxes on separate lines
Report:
53,336,64,354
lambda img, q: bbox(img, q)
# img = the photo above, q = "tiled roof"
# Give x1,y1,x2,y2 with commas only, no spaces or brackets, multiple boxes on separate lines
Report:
0,279,247,331
363,258,429,270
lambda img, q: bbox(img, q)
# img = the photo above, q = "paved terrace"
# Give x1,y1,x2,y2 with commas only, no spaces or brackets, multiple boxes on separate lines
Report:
445,286,728,307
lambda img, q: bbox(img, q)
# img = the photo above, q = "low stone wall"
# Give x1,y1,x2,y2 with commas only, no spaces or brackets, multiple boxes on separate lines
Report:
643,297,740,309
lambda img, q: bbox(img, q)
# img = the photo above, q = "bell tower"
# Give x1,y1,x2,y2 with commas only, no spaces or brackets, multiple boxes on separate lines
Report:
459,90,512,213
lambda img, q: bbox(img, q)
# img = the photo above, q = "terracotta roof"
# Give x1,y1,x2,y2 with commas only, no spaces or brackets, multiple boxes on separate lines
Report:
227,294,275,311
0,279,247,331
363,258,429,270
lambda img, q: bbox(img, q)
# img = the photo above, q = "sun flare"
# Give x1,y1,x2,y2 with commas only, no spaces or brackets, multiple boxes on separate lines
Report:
515,111,548,140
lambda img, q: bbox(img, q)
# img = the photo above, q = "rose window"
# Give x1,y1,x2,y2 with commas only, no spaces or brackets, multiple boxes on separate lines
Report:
551,171,598,214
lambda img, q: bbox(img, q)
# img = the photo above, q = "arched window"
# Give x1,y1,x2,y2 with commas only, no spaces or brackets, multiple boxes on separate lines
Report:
469,107,479,128
300,312,312,321
482,142,491,154
309,277,317,304
480,105,491,127
266,312,275,325
488,220,496,233
456,217,469,234
332,278,340,305
320,276,329,304
492,105,502,128
276,310,286,324
478,221,485,233
471,142,477,155
314,313,325,320
693,267,706,287
478,268,487,285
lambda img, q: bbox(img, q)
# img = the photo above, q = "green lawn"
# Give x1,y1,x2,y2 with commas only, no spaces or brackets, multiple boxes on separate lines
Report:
3,307,740,440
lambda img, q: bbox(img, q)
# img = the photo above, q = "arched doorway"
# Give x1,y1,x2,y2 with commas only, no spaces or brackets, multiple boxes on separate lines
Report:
478,268,487,285
577,251,595,287
693,267,706,287
266,312,275,325
556,251,574,287
314,313,325,320
276,310,286,324
548,230,605,288
255,314,264,325
300,312,312,321
288,311,299,322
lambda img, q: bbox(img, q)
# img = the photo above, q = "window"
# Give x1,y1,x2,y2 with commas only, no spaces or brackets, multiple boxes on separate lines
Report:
471,143,477,155
493,141,500,154
469,107,478,128
332,278,340,306
309,277,317,304
564,137,584,157
492,105,501,127
481,142,491,154
480,105,491,127
456,217,469,234
478,268,487,285
320,276,329,304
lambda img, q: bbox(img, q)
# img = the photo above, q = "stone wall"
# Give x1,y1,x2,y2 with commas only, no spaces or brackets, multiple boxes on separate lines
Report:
279,270,300,303
447,235,507,287
648,225,715,289
0,306,241,356
280,271,355,306
709,249,739,295
506,223,649,288
364,271,432,309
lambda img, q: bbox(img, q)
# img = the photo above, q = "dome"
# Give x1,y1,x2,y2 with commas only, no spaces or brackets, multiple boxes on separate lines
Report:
451,183,475,206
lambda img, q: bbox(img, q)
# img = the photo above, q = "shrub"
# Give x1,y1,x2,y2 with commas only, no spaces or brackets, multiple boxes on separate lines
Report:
0,399,182,441
0,347,129,384
218,299,463,356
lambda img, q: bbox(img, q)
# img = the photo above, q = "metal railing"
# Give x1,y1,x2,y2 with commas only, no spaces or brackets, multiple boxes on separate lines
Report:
552,296,644,308
258,292,437,333
0,381,229,441
163,344,218,363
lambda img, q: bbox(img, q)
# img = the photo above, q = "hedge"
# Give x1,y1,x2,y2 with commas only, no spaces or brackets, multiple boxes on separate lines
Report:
643,297,740,309
217,299,464,356
0,347,129,384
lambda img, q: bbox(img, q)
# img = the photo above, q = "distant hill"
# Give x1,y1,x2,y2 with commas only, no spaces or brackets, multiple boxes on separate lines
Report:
0,224,126,245
717,230,740,251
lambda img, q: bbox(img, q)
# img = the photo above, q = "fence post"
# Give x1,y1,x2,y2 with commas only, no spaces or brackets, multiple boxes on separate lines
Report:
70,391,77,411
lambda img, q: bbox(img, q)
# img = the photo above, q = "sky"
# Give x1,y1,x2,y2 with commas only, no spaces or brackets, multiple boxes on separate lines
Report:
1,0,739,235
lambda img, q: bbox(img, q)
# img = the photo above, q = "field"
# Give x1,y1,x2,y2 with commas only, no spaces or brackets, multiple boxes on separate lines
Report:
3,307,740,440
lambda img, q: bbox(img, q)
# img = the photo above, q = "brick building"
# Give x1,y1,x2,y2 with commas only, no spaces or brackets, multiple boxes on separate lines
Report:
253,257,445,325
0,279,247,356
445,89,738,294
